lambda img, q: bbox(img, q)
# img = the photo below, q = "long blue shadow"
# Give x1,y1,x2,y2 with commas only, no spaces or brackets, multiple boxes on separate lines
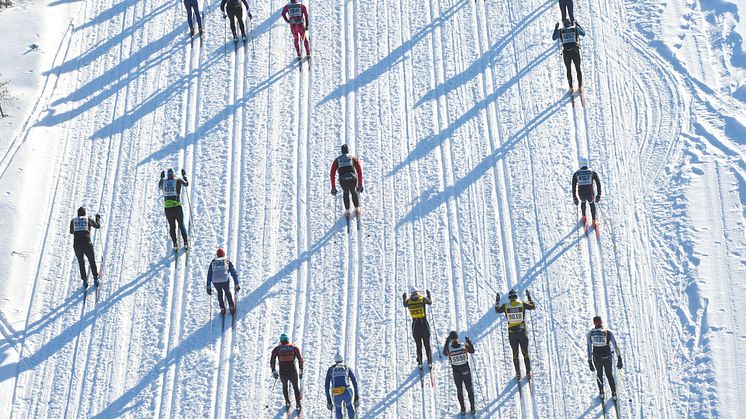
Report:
389,45,554,177
415,0,553,108
316,0,469,106
395,89,567,228
360,370,422,419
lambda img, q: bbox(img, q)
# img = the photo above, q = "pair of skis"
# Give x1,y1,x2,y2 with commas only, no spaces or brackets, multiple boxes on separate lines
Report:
599,393,621,418
569,88,585,108
581,217,600,238
418,363,435,389
344,209,362,234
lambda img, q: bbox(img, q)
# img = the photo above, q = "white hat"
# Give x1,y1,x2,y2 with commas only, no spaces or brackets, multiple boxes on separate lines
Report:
335,352,343,363
408,286,418,295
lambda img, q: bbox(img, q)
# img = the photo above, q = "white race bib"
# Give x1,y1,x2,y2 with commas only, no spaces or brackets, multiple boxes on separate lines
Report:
73,217,88,232
561,29,576,44
450,352,468,366
577,171,593,185
163,179,177,197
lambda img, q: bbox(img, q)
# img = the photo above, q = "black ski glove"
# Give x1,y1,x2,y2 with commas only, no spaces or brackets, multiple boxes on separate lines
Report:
426,289,431,299
588,360,594,371
223,14,227,19
96,214,101,222
617,356,623,369
206,286,212,295
402,292,407,301
526,289,532,302
299,369,303,379
249,13,253,20
555,22,559,30
595,195,601,203
272,370,279,379
465,336,472,345
235,285,241,292
331,187,338,196
161,171,165,179
354,397,360,408
573,197,579,205
326,401,333,411
357,184,364,193
181,169,186,176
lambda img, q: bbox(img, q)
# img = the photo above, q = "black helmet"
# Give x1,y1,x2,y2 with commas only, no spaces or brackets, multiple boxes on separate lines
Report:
341,144,349,154
167,168,175,178
449,330,458,340
508,289,518,300
77,207,86,216
593,316,603,327
563,18,572,28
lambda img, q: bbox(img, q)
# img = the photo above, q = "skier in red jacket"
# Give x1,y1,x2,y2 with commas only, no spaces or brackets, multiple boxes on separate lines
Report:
329,144,363,215
281,0,311,60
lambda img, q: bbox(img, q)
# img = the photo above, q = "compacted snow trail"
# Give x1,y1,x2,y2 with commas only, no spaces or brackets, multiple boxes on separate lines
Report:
2,0,745,417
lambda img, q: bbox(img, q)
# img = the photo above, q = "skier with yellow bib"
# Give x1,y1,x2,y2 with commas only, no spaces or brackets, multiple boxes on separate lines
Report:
403,286,433,369
495,289,536,379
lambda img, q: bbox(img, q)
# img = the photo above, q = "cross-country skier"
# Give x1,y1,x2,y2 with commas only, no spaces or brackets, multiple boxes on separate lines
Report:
443,331,476,416
571,159,602,228
588,316,623,399
325,352,360,419
558,0,574,25
206,248,240,315
158,168,190,251
281,0,311,60
403,287,433,369
552,18,586,92
270,334,304,412
330,144,364,216
221,0,252,42
70,207,101,288
184,0,203,36
495,289,536,378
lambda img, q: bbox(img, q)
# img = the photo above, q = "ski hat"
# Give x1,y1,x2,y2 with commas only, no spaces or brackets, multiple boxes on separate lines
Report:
593,316,603,327
563,18,572,27
167,168,175,178
408,286,418,296
77,206,86,216
448,330,458,340
216,248,225,258
508,289,518,300
335,352,343,363
341,144,349,155
579,158,589,169
279,333,289,343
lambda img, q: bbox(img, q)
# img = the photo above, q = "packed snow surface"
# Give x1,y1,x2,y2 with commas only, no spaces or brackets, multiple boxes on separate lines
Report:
0,0,744,417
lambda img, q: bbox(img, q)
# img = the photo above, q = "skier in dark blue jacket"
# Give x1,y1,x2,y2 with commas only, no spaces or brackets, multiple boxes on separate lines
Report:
325,352,360,419
552,18,586,92
221,0,252,42
206,248,240,315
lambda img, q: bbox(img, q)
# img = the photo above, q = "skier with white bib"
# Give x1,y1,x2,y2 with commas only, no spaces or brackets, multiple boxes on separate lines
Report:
206,248,240,315
158,168,190,251
325,352,360,419
330,144,364,216
443,331,476,416
403,286,433,369
587,316,623,399
552,18,586,92
69,207,101,288
571,159,602,229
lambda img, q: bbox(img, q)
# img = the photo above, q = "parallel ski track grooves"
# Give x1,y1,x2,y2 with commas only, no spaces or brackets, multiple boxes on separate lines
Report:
62,1,143,416
157,2,203,416
469,1,516,416
213,10,246,419
393,0,425,414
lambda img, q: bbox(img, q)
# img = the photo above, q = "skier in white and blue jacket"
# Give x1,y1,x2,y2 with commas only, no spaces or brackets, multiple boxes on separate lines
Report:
552,18,587,91
206,248,240,315
325,352,360,419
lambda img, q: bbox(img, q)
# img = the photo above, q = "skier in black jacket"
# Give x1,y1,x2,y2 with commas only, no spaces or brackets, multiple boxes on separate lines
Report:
552,18,586,92
403,287,433,368
571,160,602,227
443,331,476,416
69,207,101,288
587,316,623,399
158,168,190,251
221,0,252,42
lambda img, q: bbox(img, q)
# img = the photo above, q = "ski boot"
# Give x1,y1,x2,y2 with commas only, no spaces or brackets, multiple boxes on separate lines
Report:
599,390,605,398
242,35,247,42
515,371,521,380
470,407,476,415
199,27,204,36
94,276,100,287
83,279,89,289
230,306,236,315
190,27,195,36
611,392,617,400
460,409,466,417
417,360,423,370
297,54,302,61
184,239,190,250
580,215,587,225
427,359,432,369
173,242,180,252
592,219,599,229
220,307,226,316
285,401,291,411
296,403,302,413
233,35,238,43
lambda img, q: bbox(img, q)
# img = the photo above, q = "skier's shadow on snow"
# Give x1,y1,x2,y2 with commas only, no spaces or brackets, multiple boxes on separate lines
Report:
359,370,422,418
518,225,584,288
0,255,172,383
395,92,566,228
479,378,520,415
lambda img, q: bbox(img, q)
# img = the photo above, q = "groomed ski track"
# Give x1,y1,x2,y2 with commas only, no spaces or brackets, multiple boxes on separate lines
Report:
2,0,745,417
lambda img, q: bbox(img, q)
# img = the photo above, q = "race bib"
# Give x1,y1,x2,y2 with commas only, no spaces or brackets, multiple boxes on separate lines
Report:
212,259,226,271
506,306,524,323
577,171,593,185
337,155,353,169
288,4,302,17
73,217,88,232
409,306,424,318
591,331,606,346
163,179,177,197
451,352,468,366
561,29,576,44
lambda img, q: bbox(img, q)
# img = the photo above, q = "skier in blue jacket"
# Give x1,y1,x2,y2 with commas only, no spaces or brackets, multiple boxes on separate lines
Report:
325,352,360,419
206,248,240,315
552,18,587,91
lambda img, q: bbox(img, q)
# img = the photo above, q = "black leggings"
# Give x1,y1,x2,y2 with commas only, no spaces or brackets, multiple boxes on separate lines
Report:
412,321,432,364
165,206,188,246
579,190,597,220
227,6,246,37
74,244,98,280
281,370,302,404
452,368,475,411
508,329,531,374
593,355,616,393
214,282,234,309
563,49,582,88
340,178,359,210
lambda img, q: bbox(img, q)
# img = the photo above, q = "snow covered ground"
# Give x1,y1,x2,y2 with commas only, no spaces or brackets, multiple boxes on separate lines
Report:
0,0,744,417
